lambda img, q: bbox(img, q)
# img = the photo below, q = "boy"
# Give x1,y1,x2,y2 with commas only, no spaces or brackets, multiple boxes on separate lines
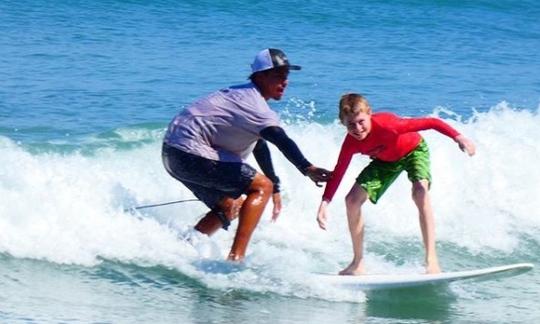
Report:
316,93,475,275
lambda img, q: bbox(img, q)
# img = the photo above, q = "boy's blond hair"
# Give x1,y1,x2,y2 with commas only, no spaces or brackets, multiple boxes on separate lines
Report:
338,93,372,124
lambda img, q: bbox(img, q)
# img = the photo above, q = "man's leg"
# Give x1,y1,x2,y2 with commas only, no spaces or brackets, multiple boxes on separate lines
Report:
163,145,270,260
227,173,273,261
195,195,246,235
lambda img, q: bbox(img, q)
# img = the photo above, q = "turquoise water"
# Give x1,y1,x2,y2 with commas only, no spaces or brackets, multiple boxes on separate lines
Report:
1,1,539,323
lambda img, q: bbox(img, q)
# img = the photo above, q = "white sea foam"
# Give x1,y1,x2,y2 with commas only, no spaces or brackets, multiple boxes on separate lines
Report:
1,102,538,301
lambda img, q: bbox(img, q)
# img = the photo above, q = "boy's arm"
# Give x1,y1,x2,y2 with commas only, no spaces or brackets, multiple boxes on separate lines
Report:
322,135,355,202
395,117,460,138
317,136,355,230
395,117,476,156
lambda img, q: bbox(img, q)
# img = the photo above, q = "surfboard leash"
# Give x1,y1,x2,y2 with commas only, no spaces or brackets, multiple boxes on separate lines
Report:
123,198,200,213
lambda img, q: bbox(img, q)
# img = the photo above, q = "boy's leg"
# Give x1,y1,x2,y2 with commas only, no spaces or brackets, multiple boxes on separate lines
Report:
340,183,369,275
345,159,402,275
404,139,440,273
411,180,441,274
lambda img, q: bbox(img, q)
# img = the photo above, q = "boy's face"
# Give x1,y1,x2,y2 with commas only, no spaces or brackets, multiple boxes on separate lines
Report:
344,112,372,141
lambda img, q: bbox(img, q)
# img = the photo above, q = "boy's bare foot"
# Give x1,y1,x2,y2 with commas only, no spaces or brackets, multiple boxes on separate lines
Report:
339,261,365,276
425,262,441,274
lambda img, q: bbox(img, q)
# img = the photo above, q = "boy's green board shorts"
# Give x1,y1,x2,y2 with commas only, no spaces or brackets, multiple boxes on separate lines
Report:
357,139,431,204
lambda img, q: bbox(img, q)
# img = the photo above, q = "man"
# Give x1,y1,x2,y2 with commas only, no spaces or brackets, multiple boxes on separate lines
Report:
162,48,331,261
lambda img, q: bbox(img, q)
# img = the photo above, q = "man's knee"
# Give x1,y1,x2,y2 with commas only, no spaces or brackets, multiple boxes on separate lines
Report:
248,174,273,195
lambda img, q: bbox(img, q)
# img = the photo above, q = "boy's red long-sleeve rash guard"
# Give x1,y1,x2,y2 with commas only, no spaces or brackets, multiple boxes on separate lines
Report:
322,112,461,202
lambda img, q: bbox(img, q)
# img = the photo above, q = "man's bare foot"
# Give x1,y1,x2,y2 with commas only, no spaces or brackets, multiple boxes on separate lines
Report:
227,252,247,262
339,261,365,276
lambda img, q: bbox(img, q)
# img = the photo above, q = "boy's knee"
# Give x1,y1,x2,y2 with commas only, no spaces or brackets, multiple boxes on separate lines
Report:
345,191,367,209
411,182,429,201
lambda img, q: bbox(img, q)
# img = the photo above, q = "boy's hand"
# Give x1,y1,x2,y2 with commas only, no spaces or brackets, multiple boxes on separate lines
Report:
316,200,329,230
455,135,476,156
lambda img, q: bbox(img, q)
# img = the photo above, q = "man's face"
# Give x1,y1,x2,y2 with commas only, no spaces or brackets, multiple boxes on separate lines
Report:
256,67,290,100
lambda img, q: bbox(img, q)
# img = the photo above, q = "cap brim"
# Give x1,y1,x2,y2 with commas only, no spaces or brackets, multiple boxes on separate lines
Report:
250,64,302,77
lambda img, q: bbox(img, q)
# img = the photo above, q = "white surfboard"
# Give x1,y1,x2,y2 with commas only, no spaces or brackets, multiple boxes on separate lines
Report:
316,263,534,290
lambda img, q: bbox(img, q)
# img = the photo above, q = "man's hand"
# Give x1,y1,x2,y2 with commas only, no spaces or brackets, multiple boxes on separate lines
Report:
305,165,332,187
271,192,282,222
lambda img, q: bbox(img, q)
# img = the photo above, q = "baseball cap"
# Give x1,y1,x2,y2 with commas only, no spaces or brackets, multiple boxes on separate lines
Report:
250,48,302,74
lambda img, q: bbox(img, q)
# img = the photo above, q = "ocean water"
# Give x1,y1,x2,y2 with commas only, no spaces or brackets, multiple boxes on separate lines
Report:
1,0,539,323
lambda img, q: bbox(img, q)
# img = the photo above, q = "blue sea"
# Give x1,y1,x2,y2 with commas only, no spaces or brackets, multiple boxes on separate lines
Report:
1,1,539,323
